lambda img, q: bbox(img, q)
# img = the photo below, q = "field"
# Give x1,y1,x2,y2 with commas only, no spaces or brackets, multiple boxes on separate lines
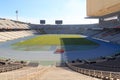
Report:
13,34,98,46
12,34,98,51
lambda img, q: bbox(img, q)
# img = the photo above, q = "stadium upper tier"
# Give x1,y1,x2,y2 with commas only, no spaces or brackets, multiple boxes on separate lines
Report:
0,18,30,29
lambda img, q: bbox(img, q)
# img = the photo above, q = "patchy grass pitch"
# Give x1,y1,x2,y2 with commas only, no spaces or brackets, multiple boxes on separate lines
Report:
13,34,98,46
13,35,96,46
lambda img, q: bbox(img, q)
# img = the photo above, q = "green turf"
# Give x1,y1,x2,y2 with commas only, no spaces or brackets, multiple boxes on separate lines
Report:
61,38,98,45
13,34,98,46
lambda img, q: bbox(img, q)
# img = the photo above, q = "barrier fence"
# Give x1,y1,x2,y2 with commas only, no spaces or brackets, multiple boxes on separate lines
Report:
66,63,120,80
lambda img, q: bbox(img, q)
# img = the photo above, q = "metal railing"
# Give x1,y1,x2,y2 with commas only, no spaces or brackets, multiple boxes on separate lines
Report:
66,63,120,80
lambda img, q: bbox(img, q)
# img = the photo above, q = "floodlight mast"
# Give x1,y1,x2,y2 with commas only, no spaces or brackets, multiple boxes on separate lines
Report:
16,10,18,21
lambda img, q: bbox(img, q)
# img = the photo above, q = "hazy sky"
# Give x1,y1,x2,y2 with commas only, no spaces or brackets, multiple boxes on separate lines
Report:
0,0,98,24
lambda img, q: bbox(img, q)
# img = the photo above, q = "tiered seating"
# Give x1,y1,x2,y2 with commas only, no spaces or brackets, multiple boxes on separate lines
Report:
0,30,36,42
99,19,120,28
0,18,37,42
84,28,120,44
71,54,120,71
67,53,120,80
81,19,120,45
0,18,30,29
0,59,26,73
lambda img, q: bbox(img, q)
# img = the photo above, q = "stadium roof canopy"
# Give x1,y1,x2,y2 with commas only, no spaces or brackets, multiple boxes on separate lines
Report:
87,0,120,18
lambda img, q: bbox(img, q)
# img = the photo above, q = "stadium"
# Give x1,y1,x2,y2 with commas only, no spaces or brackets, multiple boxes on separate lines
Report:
0,0,120,80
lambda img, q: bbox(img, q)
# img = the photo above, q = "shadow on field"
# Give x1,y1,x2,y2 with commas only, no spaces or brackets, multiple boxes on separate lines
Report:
60,38,99,63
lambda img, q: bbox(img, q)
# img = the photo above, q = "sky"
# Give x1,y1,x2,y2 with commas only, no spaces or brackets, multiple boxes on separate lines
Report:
0,0,98,24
